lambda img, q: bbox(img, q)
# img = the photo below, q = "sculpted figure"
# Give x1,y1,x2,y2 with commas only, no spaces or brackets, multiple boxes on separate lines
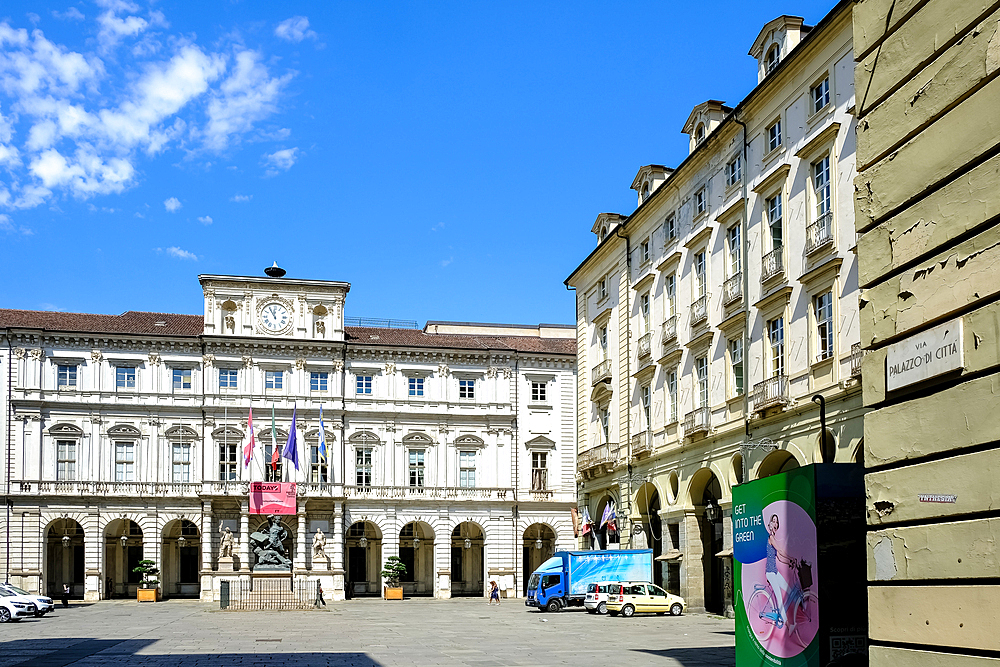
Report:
312,529,327,560
249,515,292,568
220,525,235,558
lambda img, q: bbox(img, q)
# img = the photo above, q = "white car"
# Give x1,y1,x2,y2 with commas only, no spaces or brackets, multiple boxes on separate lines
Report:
0,584,53,616
584,581,619,615
0,594,32,622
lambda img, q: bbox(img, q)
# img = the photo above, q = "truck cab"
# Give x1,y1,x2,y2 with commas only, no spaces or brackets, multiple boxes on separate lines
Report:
525,556,567,611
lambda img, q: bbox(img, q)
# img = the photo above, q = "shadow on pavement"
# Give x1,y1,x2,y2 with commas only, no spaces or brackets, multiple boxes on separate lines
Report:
1,638,385,667
631,646,735,667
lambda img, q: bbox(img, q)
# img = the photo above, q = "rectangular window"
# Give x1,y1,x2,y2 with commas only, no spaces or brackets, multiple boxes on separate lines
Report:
641,238,650,263
641,384,651,429
598,277,607,301
408,449,425,488
459,379,475,399
730,338,744,396
696,357,709,408
599,407,610,442
56,440,76,481
356,375,372,394
219,368,238,389
640,292,650,333
172,443,191,483
811,77,830,114
600,326,609,359
531,451,547,491
666,371,678,423
664,213,676,241
766,194,783,251
769,317,785,377
767,119,782,152
57,364,77,388
531,381,546,403
264,443,282,482
115,442,135,482
725,156,741,188
310,372,329,392
459,450,476,488
310,445,327,483
813,156,831,218
355,448,372,487
694,188,706,215
408,377,424,396
265,370,283,390
694,252,706,297
665,275,676,316
172,368,192,390
727,225,741,276
218,442,237,481
116,366,135,389
815,292,834,361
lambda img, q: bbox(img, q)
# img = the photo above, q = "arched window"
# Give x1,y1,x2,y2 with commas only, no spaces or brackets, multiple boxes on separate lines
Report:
696,123,706,143
642,182,650,201
766,44,780,74
600,226,607,240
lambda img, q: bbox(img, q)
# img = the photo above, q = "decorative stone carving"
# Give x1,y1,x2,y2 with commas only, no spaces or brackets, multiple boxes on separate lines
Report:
242,356,254,369
332,360,344,373
312,529,327,560
12,347,26,359
219,525,235,558
203,354,215,368
250,515,292,571
224,316,235,333
29,348,45,361
315,320,325,335
487,366,499,379
295,358,307,370
502,367,513,379
148,352,161,366
438,364,450,377
91,350,103,363
384,361,396,375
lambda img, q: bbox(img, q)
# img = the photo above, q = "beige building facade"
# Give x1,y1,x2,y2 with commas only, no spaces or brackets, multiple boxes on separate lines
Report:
567,0,865,615
854,0,1000,662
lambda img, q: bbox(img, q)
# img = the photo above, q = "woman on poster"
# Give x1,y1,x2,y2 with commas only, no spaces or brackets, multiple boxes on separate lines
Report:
765,514,796,622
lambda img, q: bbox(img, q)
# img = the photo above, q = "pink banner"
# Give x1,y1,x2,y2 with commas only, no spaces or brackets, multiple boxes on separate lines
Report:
249,482,297,515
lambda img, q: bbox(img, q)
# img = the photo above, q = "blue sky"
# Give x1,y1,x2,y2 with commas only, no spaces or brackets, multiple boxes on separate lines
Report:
1,0,837,326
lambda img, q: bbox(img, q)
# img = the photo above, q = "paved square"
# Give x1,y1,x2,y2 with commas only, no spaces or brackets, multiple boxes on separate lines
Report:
0,600,735,667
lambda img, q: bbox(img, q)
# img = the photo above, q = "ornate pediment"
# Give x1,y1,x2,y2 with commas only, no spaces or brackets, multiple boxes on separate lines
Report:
48,423,83,436
107,424,142,437
212,426,244,441
402,432,434,445
453,434,484,448
164,425,199,439
348,430,381,445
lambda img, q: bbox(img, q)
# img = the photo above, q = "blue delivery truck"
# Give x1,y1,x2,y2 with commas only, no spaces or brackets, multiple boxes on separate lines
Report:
525,549,653,612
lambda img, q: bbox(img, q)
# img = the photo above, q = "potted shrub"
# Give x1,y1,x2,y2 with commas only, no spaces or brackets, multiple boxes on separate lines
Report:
133,560,161,602
381,556,407,600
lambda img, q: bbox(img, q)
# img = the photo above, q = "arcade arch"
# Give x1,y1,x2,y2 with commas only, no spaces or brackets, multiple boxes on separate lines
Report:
757,449,801,479
161,519,201,598
399,521,435,596
104,518,143,598
522,523,556,596
688,467,725,615
451,522,485,597
45,518,84,599
346,521,382,597
634,481,663,587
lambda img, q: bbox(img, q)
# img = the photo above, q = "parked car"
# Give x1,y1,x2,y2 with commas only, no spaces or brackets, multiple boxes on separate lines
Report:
584,581,619,615
0,584,53,617
606,581,685,618
0,593,33,622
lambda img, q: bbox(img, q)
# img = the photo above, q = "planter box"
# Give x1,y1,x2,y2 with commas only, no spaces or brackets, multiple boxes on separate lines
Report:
383,587,403,600
137,588,160,602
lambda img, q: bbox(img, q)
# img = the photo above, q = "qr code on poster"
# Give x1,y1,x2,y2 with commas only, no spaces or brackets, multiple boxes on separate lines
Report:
830,635,867,659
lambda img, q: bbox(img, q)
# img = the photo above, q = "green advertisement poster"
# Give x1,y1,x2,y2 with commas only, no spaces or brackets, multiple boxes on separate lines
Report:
733,467,819,667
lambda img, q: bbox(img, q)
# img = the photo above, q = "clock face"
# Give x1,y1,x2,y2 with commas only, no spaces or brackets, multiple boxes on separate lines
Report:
260,302,290,333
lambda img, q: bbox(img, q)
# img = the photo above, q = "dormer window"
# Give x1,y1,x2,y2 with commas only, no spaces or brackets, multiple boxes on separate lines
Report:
642,183,650,201
696,123,706,144
765,44,780,74
600,226,608,240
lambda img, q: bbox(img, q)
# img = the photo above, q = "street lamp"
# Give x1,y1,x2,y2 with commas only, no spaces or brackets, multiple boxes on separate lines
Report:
359,536,368,549
120,534,128,550
413,537,421,550
535,538,542,551
178,534,187,548
62,534,71,549
704,499,721,523
464,538,471,550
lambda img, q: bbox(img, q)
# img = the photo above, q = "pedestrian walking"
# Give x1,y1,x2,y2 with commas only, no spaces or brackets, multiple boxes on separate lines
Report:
489,580,500,605
315,582,326,607
61,583,70,607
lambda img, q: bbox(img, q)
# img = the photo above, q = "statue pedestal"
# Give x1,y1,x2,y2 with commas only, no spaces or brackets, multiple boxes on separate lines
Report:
312,555,331,571
218,557,235,573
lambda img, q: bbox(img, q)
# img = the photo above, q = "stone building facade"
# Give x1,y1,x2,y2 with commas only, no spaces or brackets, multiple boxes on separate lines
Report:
853,0,1000,662
566,1,865,614
0,273,577,601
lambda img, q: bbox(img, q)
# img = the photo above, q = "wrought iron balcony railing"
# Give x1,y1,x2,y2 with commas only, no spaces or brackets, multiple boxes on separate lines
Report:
578,443,618,472
753,374,790,411
850,342,864,377
637,332,652,359
723,273,742,306
691,295,709,325
631,432,652,458
592,358,612,386
683,407,711,435
761,246,784,282
805,212,834,255
661,316,677,344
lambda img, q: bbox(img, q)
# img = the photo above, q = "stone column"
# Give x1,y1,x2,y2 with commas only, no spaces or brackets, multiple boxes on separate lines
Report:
721,504,734,618
331,502,345,601
84,513,102,602
200,501,214,602
294,502,307,571
434,536,451,599
681,509,705,612
239,501,250,571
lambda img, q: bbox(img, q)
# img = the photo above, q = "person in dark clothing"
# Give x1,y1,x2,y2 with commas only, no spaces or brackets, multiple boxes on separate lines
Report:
61,584,70,607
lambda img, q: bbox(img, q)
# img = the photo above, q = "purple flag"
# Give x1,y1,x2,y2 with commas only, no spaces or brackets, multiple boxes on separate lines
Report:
282,404,299,471
601,500,616,528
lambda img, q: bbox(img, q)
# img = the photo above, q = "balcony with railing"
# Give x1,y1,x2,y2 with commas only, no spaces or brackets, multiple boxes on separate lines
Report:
723,273,743,306
631,432,652,458
753,374,790,412
637,332,653,359
578,443,618,477
761,246,784,282
661,316,678,344
805,212,834,255
850,342,864,377
691,295,709,326
592,358,612,386
344,485,510,500
683,407,711,436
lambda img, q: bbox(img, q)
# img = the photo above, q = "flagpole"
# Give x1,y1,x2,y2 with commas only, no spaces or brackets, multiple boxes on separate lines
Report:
224,407,228,480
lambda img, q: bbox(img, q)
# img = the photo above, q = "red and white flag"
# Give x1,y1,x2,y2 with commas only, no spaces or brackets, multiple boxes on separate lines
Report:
243,408,255,468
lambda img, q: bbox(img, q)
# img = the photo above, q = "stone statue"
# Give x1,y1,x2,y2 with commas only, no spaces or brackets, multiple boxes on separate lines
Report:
219,525,235,558
312,529,327,560
249,515,292,570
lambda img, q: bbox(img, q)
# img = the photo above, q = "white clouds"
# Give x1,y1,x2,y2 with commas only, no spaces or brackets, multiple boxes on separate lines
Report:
52,8,85,21
440,257,453,267
262,147,297,176
163,196,181,212
197,215,212,225
96,0,150,52
28,147,134,197
230,194,252,202
275,16,317,42
204,50,292,151
158,245,197,260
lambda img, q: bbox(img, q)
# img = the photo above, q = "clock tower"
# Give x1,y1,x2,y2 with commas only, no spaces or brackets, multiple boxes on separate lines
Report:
199,271,350,341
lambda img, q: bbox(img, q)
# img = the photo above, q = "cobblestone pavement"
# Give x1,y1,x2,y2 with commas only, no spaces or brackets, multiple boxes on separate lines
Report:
0,599,735,667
